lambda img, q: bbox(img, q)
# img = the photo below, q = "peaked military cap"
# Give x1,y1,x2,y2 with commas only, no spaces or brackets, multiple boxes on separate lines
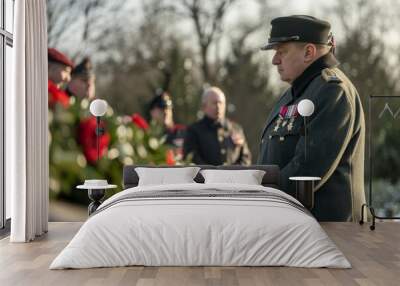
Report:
261,15,332,50
149,91,173,111
72,57,94,79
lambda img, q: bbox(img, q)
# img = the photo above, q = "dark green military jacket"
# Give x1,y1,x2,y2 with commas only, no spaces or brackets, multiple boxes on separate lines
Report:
258,53,366,222
184,116,251,165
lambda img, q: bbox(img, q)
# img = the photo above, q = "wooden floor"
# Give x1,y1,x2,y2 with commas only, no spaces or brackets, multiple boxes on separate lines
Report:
0,222,399,286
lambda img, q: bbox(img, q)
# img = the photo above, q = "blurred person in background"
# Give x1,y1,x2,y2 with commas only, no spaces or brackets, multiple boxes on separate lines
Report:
68,57,111,164
148,91,186,156
48,47,74,108
183,86,251,165
149,91,186,148
67,57,96,99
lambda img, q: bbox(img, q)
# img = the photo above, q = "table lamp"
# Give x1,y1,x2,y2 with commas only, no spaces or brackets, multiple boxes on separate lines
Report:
297,99,315,162
89,99,108,162
290,99,319,210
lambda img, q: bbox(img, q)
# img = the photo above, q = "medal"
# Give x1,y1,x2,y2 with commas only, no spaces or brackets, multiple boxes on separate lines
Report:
276,104,298,134
287,117,295,131
217,128,224,142
274,116,282,132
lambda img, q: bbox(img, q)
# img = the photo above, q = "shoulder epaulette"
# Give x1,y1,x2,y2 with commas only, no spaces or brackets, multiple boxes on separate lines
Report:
322,68,342,83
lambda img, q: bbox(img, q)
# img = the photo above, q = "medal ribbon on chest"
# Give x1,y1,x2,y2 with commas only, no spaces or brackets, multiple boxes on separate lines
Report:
278,104,298,129
286,104,299,131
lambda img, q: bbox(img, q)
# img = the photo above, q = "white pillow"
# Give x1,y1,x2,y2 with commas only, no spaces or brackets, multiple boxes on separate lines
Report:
135,167,201,186
200,169,266,185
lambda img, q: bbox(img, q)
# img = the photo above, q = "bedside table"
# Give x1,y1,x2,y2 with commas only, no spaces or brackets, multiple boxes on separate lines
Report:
77,180,117,215
289,176,321,210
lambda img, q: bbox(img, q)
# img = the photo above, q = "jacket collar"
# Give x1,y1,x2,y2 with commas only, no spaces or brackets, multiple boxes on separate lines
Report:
202,116,227,129
291,52,339,98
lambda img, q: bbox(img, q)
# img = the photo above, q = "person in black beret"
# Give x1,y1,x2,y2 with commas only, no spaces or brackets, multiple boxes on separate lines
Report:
257,15,366,222
148,91,186,155
67,57,96,99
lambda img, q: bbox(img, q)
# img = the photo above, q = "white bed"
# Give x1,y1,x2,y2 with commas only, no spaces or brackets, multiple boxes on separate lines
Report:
50,183,351,269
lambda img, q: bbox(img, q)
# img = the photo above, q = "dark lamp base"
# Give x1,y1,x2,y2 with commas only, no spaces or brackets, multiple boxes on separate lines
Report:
88,189,106,215
295,180,315,210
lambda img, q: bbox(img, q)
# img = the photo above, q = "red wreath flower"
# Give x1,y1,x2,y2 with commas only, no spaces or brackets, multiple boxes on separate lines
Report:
78,117,111,164
165,149,176,166
48,80,70,108
131,113,149,130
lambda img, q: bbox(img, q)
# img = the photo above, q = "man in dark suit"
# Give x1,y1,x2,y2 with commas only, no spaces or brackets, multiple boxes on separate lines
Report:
184,87,251,165
257,15,366,221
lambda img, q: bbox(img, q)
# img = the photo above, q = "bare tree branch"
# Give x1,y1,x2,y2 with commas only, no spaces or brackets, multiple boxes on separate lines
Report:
173,0,236,82
47,0,79,47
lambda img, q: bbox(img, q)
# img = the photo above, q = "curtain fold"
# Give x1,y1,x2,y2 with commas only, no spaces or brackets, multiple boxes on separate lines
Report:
8,0,48,242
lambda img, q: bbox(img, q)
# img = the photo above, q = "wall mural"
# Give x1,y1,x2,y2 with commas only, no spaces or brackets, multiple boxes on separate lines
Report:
369,96,400,217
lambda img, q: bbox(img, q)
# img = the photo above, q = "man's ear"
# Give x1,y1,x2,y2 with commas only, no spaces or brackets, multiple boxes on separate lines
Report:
304,44,317,63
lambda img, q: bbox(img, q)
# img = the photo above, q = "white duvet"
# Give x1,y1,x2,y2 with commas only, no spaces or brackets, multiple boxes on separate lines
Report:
50,183,351,269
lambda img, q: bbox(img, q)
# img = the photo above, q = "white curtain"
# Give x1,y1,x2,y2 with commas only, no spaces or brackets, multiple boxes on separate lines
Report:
7,0,48,242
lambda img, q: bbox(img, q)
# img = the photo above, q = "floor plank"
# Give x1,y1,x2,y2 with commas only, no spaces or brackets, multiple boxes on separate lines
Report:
0,222,399,286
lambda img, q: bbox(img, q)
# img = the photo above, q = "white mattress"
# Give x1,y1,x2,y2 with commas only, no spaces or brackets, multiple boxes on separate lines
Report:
50,183,351,269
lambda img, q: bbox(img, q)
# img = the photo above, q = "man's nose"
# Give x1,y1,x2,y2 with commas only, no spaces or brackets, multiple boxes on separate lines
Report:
272,53,280,65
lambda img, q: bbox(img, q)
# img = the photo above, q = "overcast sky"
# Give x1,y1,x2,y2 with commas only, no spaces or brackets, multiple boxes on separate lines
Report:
52,0,399,69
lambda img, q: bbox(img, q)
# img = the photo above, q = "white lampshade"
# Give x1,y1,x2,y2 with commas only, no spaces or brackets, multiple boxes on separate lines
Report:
298,99,315,117
89,99,108,117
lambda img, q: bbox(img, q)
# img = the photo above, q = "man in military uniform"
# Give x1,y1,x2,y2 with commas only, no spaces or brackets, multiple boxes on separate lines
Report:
258,15,366,222
184,87,251,165
48,48,74,87
148,91,186,152
67,57,96,99
48,48,74,108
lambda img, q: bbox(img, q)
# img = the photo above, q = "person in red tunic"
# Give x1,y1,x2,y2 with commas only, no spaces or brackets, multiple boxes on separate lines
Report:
78,117,111,164
48,48,74,108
